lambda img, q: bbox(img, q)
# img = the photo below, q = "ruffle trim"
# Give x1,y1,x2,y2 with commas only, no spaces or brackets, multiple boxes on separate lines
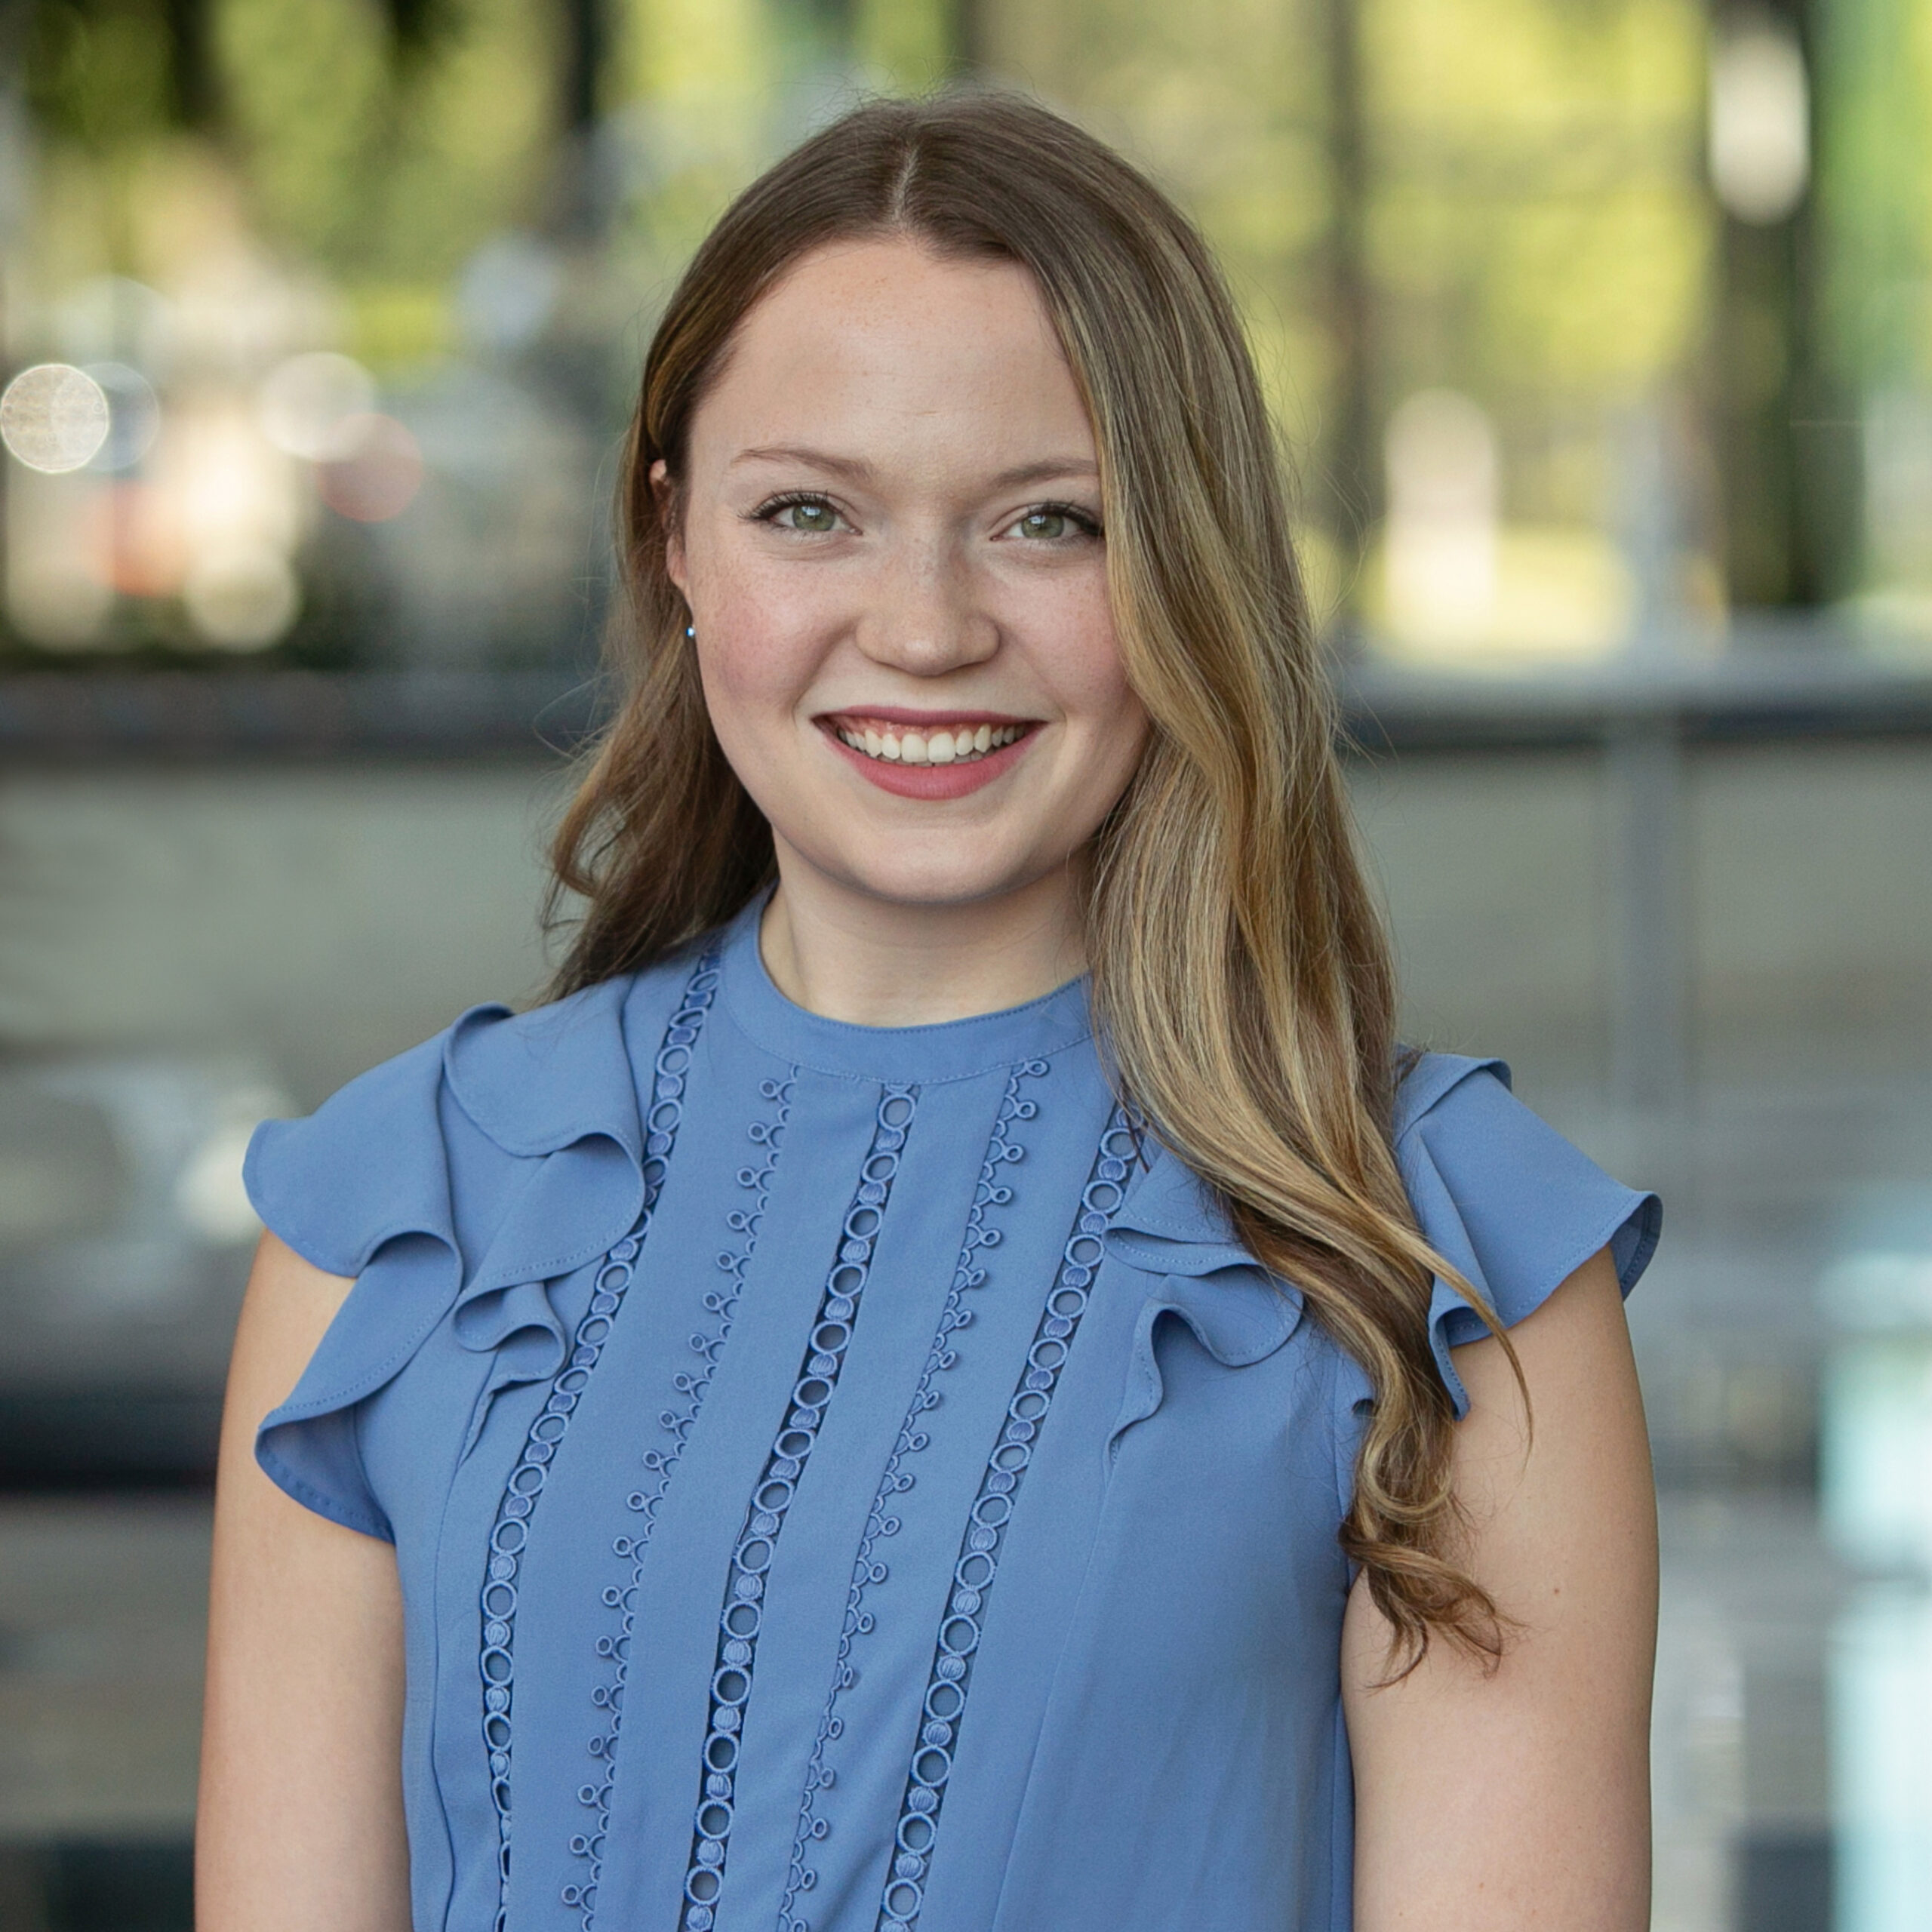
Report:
245,971,669,1537
1102,1150,1302,1460
1100,1052,1661,1452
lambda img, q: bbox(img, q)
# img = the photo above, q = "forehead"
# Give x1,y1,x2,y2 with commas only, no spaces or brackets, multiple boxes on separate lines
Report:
692,237,1094,466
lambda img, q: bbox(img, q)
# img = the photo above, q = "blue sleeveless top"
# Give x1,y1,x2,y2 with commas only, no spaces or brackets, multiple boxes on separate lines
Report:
245,899,1658,1932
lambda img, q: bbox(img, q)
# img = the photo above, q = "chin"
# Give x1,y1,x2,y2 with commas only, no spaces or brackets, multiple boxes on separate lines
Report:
826,846,1062,914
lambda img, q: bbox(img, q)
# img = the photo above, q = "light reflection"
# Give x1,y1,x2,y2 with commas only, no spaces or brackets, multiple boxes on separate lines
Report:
162,401,303,649
48,275,176,375
1371,386,1634,663
1823,1247,1932,1932
5,465,114,646
1382,389,1500,642
88,482,186,599
1709,13,1810,225
174,1116,270,1247
1,364,112,474
1862,392,1932,613
1833,1587,1932,1932
459,234,562,354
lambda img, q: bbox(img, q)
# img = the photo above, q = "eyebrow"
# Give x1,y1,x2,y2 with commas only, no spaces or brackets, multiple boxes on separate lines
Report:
730,445,1100,491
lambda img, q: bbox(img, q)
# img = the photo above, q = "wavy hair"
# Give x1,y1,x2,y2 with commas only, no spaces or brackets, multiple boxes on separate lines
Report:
547,90,1508,1668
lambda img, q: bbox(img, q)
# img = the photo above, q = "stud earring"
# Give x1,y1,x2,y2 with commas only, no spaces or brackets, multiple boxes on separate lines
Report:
685,623,695,640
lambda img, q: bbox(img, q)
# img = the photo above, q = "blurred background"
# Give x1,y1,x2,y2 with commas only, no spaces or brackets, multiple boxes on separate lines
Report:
0,0,1928,1925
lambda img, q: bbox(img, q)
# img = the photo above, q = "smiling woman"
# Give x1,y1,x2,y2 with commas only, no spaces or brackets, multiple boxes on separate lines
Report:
654,235,1144,1017
199,91,1661,1932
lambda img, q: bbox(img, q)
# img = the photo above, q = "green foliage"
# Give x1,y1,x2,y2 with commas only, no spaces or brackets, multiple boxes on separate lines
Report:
983,0,1711,531
1370,0,1709,403
215,0,554,290
17,0,1930,622
1817,0,1932,389
26,0,177,150
854,0,955,91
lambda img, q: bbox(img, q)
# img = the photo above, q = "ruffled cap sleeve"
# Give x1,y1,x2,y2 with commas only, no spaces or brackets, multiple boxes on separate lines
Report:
242,979,651,1540
243,1033,462,1539
1396,1054,1660,1415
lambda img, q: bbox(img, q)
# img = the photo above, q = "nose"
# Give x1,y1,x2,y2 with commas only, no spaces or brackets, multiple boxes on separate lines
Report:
855,534,998,677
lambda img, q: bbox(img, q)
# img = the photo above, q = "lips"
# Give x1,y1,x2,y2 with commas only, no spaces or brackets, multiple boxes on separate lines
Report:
816,711,1039,800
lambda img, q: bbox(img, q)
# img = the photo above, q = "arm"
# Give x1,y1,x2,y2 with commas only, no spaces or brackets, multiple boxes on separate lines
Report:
197,1232,413,1932
1344,1247,1657,1931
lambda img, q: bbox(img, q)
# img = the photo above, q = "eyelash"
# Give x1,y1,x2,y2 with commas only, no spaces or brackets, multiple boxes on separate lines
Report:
748,491,839,530
746,493,1103,542
1017,500,1103,542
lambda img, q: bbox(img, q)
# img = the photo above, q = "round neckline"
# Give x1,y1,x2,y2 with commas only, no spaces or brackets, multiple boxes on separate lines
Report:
717,894,1094,1084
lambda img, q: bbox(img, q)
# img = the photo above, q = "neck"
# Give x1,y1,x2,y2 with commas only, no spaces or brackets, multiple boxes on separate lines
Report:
758,855,1088,1027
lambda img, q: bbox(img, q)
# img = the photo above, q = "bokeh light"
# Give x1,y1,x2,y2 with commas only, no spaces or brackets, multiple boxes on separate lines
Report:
182,544,301,651
2,365,112,475
317,414,425,523
1383,389,1500,638
1709,16,1810,225
257,352,379,463
459,235,562,355
85,364,163,474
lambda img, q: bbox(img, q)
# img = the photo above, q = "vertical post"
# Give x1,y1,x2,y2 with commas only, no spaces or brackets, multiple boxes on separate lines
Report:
162,0,220,131
0,0,32,650
561,0,606,136
1709,0,1858,609
1607,710,1692,1114
946,0,984,74
1320,0,1377,623
554,0,608,237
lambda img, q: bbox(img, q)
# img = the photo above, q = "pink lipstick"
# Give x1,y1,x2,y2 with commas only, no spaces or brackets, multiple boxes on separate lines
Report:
817,709,1039,801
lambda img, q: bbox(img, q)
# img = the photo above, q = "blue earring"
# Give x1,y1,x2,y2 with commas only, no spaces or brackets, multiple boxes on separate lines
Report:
685,623,695,639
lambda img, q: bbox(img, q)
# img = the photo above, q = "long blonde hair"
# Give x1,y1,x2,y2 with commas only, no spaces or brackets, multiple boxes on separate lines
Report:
549,90,1504,1667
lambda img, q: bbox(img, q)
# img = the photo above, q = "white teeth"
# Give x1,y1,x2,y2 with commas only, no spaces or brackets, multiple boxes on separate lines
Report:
835,721,1026,767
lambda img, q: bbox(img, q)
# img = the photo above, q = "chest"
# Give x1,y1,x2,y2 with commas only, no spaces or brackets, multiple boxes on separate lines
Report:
360,1046,1355,1932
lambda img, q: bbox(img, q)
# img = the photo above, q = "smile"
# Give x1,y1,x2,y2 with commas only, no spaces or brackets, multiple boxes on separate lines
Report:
817,711,1040,800
831,718,1029,767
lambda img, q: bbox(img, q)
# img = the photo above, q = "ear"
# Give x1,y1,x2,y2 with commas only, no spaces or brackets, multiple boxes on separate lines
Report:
650,460,689,597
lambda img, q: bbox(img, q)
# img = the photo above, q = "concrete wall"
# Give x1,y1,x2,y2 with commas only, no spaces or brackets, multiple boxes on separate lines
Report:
1355,740,1932,1091
0,764,569,1106
1,742,1927,1105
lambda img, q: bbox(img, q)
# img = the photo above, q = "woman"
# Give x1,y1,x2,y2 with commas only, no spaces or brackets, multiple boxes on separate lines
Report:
200,91,1660,1932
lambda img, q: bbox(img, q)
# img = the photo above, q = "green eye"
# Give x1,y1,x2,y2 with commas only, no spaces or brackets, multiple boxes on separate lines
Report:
1017,509,1069,540
780,500,838,534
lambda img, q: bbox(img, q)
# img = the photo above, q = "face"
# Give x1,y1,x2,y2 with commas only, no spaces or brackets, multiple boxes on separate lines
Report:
662,236,1149,926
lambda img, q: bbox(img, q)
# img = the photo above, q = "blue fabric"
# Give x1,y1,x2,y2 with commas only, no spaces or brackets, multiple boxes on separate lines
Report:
247,900,1659,1932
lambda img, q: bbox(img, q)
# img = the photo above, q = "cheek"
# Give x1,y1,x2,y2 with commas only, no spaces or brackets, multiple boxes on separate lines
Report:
694,639,791,798
682,512,826,722
694,605,815,740
1043,595,1143,740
